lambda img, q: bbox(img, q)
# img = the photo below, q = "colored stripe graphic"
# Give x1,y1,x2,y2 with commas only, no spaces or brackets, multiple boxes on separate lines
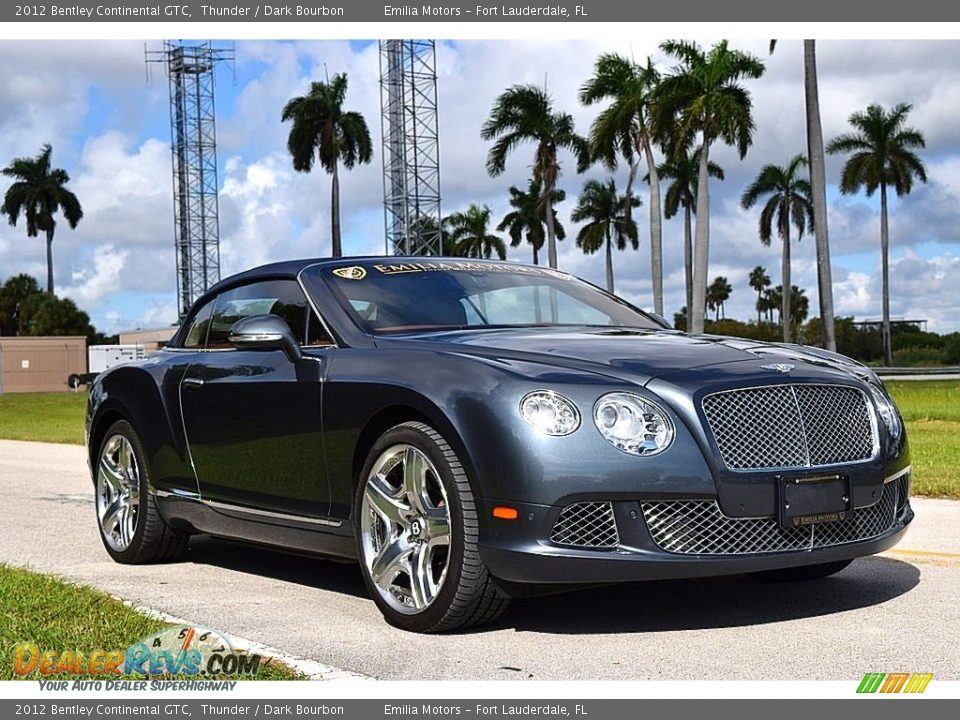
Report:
857,672,932,694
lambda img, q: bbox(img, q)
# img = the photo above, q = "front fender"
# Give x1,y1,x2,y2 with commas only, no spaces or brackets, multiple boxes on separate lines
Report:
87,355,196,496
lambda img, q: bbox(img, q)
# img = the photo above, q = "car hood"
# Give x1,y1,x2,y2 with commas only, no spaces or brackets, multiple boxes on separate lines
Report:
380,327,872,384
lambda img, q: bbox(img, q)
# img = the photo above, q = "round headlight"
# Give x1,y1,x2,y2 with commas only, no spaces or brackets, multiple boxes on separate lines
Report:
519,391,581,436
868,383,903,440
593,392,674,456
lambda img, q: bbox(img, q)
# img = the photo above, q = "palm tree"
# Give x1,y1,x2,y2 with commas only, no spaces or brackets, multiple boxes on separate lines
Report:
281,73,372,258
481,84,589,269
656,40,765,336
770,40,837,351
497,179,565,265
748,265,771,324
707,276,732,320
827,103,927,366
790,285,810,331
1,144,83,295
570,178,640,293
580,54,665,315
741,154,814,343
444,204,507,260
655,147,724,318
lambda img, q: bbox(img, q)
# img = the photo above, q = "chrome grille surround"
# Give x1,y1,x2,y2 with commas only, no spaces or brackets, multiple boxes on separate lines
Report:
550,502,620,548
701,383,878,471
640,473,909,556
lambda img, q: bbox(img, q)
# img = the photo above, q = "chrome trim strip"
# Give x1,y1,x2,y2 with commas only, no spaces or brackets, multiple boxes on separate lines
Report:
884,466,912,484
204,499,342,527
154,488,201,500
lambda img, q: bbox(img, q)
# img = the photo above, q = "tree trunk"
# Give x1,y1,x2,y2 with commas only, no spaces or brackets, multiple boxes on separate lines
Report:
880,183,892,366
45,228,55,295
690,135,711,335
532,243,539,266
642,138,663,316
756,289,762,324
782,222,792,343
804,40,836,352
605,230,614,293
331,161,342,258
544,182,558,270
684,203,693,320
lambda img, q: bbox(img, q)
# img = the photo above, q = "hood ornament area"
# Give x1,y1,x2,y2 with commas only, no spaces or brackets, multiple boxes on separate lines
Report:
760,363,796,374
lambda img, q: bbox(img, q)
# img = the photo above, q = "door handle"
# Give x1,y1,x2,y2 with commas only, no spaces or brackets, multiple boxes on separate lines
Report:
182,377,205,388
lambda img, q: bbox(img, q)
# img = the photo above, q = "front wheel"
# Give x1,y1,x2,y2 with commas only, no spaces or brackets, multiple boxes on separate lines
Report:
95,420,188,564
751,559,854,582
355,421,508,633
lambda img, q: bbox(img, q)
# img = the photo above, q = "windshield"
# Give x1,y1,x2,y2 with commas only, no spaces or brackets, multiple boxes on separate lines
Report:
307,260,661,334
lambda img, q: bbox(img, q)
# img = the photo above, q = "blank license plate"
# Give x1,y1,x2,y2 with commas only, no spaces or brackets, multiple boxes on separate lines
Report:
779,474,853,528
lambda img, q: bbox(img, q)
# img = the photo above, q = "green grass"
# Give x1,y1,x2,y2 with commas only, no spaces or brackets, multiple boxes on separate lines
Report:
886,380,960,498
0,392,86,444
0,564,300,680
0,382,957,497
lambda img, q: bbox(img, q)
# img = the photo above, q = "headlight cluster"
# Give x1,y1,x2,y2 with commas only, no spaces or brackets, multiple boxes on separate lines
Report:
593,393,674,456
519,391,581,436
868,382,903,440
519,389,675,455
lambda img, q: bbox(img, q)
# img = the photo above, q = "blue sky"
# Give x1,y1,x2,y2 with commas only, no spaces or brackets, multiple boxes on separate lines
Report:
1,39,959,332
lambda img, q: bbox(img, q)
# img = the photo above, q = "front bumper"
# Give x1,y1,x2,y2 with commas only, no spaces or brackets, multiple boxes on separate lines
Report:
479,482,914,586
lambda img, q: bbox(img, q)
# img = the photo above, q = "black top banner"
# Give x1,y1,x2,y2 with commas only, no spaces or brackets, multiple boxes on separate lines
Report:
3,0,959,22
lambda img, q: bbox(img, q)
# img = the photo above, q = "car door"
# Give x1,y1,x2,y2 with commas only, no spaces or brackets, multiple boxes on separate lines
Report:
180,279,334,521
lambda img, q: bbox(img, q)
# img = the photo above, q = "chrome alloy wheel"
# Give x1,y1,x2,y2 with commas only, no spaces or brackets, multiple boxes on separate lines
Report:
96,434,141,552
359,444,451,614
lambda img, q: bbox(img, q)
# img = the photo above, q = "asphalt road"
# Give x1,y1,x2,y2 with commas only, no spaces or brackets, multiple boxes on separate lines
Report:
1,439,958,680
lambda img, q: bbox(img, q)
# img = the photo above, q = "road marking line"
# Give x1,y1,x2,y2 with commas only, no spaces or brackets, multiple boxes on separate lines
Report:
881,548,960,564
120,600,372,681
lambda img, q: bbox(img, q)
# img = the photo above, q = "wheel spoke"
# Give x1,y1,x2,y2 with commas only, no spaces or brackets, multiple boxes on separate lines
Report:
98,456,124,493
118,440,132,485
101,496,125,536
371,536,411,590
365,473,408,526
425,508,450,547
403,447,428,514
409,544,435,610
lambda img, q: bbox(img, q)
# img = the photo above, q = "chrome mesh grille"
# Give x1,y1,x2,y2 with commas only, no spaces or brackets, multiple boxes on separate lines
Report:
550,502,620,548
641,476,907,556
702,384,876,470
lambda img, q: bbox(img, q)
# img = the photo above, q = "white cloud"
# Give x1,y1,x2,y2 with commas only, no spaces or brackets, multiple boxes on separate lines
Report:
1,38,959,335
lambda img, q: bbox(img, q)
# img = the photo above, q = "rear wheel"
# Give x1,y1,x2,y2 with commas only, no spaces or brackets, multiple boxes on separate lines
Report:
355,421,509,632
751,559,854,582
95,420,188,564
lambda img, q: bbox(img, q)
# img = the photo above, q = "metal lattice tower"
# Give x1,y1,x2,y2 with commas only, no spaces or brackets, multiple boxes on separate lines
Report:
379,40,442,256
146,41,234,319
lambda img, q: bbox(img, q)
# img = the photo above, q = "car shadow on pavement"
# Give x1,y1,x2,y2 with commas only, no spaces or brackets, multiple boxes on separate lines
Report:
184,536,369,599
495,556,920,634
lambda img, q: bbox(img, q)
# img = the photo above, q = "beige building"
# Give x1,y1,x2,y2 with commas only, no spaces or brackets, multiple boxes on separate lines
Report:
0,336,87,394
118,326,178,353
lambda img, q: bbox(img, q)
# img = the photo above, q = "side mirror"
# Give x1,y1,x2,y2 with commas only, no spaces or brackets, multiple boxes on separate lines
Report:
227,314,303,363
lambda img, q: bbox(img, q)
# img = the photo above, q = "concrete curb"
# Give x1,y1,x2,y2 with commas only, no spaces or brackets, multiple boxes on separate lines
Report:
120,600,373,681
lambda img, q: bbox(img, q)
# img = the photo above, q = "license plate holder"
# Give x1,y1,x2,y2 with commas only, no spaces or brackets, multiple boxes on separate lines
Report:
778,474,853,529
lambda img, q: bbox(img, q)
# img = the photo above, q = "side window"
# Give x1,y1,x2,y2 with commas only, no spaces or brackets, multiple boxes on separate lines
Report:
305,308,335,347
182,300,215,349
205,280,333,349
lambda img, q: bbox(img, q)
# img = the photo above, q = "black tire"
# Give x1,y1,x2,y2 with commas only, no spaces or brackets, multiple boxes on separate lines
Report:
95,420,189,564
355,421,509,633
751,559,854,582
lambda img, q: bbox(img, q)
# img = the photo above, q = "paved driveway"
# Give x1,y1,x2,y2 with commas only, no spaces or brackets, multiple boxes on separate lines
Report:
1,439,957,680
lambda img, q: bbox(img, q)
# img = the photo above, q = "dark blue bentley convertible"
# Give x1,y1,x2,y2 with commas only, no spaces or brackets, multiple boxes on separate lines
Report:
86,258,912,632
